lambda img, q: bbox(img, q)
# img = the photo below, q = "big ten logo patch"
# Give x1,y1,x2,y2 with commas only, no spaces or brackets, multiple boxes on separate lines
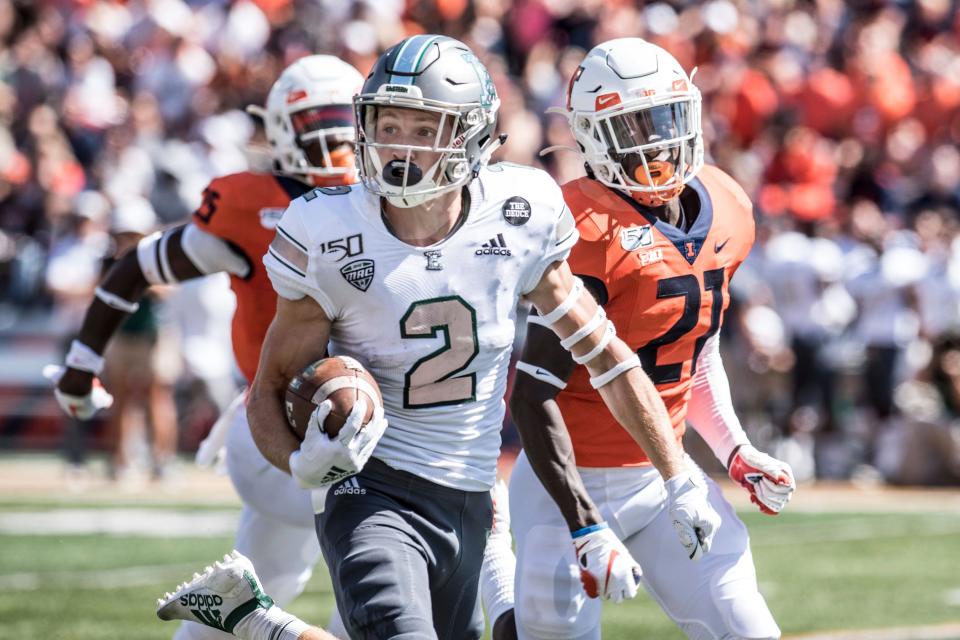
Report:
638,248,663,267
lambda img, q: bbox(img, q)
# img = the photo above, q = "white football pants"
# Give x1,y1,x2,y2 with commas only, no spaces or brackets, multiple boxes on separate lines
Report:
174,399,345,639
509,450,780,640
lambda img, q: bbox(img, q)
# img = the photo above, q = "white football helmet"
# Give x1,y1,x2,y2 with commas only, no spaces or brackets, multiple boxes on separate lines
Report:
248,55,364,186
562,38,703,206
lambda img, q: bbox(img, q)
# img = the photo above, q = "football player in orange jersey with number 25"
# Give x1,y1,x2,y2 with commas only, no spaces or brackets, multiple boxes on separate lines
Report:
509,38,796,639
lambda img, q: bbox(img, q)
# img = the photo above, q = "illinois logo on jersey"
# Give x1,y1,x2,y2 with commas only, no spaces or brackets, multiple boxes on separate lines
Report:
620,225,654,251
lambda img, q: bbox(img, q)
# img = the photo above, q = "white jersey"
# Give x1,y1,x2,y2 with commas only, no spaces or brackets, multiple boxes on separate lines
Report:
264,163,577,491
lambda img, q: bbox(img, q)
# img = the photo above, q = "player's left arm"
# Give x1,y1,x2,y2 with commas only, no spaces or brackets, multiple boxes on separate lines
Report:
687,332,795,514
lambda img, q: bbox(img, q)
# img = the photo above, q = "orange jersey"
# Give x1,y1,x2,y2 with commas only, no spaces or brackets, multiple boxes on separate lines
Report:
191,172,311,382
558,165,754,467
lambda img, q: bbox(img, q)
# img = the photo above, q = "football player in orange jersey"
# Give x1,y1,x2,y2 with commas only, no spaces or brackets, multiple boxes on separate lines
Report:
508,39,795,639
50,55,364,640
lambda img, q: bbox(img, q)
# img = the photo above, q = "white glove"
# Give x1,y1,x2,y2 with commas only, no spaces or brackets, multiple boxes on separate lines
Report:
728,444,795,515
43,365,114,421
288,398,387,489
571,522,642,603
664,471,720,561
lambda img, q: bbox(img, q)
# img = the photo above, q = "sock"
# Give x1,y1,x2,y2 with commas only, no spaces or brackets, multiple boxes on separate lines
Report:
233,605,311,640
480,527,516,626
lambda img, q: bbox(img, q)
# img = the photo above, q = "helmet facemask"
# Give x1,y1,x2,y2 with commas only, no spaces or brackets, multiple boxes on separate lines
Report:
284,104,357,185
355,95,491,208
575,93,703,207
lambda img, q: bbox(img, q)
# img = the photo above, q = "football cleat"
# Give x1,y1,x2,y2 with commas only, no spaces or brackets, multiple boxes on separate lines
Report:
156,550,274,633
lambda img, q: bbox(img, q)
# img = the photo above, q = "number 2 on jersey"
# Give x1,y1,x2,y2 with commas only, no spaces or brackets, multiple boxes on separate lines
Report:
400,296,479,408
637,268,725,385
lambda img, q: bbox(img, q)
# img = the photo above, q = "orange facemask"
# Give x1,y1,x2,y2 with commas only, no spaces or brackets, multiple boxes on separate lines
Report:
309,145,357,187
630,160,683,207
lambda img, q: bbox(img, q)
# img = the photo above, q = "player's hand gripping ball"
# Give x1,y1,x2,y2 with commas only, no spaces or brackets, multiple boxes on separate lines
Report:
285,355,382,440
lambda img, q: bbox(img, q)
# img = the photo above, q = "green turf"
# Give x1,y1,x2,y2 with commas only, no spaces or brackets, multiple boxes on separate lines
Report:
0,511,958,638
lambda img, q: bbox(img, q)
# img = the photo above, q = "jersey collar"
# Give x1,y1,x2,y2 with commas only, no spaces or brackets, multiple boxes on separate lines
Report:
273,174,313,199
609,178,714,265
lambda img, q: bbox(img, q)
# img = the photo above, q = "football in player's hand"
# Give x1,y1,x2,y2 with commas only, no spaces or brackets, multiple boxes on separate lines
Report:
285,355,382,440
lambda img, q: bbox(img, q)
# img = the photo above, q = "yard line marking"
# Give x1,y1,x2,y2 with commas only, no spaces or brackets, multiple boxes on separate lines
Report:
0,563,220,591
0,508,237,537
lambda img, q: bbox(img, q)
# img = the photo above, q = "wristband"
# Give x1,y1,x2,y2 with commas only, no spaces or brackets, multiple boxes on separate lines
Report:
65,340,105,375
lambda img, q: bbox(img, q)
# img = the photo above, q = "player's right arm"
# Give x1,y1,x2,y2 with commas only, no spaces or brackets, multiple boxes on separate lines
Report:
53,219,250,418
255,193,387,487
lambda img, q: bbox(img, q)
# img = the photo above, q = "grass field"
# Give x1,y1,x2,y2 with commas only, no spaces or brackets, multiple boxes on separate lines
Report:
1,455,959,639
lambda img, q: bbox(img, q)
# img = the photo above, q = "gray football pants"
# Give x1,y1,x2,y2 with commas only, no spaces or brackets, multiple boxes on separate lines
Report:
317,458,492,640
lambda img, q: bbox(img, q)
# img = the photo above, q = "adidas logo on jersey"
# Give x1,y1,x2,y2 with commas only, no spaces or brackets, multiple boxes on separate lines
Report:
476,234,511,256
333,477,366,496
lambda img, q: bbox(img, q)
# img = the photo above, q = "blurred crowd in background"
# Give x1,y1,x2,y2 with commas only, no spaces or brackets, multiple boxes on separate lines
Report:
2,0,960,485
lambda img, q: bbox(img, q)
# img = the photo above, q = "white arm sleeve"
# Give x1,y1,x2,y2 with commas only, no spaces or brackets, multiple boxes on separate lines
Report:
686,332,751,466
181,223,251,278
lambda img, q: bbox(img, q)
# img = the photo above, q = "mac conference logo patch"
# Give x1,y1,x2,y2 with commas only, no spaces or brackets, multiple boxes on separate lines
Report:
502,196,531,226
340,259,374,292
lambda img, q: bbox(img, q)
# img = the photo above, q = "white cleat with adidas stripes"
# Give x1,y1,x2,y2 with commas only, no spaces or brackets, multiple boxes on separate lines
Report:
157,550,274,634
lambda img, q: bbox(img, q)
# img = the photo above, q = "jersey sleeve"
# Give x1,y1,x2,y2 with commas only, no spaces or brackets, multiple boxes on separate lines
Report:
519,180,579,295
181,223,251,277
263,197,341,318
191,176,235,242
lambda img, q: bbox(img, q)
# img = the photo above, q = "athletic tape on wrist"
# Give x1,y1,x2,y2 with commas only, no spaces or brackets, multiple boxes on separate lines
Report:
540,277,583,325
589,354,641,389
94,286,140,313
516,361,567,390
65,340,104,375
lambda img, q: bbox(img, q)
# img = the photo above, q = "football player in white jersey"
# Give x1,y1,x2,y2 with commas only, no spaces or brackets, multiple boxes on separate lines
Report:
234,35,720,640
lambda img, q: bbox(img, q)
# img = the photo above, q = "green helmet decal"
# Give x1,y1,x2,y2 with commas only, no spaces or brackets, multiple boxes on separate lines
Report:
460,51,498,108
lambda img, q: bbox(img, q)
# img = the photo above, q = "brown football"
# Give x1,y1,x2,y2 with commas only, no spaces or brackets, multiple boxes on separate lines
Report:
284,355,382,441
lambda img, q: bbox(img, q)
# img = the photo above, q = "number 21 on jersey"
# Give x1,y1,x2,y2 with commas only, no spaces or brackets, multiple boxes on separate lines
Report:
637,268,725,385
